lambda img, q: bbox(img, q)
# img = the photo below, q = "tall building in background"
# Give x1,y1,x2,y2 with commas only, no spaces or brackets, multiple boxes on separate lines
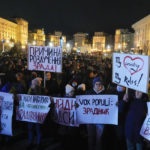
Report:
132,14,150,55
74,33,87,47
114,29,134,53
73,33,91,53
28,29,45,46
15,18,28,49
47,31,66,48
0,17,28,50
92,32,106,52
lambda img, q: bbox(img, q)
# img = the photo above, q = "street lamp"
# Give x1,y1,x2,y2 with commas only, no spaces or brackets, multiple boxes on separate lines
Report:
49,42,53,47
33,41,36,46
66,43,71,53
118,44,121,52
2,39,5,53
66,43,70,49
107,45,111,49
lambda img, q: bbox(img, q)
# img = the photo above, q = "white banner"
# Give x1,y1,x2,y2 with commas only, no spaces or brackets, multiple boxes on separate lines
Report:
28,46,62,73
76,95,118,125
0,92,14,136
52,97,78,127
16,94,50,124
140,102,150,141
112,53,149,93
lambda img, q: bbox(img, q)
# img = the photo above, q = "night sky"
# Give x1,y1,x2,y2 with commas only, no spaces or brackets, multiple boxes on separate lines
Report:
0,0,150,35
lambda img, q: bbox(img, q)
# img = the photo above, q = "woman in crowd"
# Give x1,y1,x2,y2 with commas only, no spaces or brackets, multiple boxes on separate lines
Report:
27,77,43,150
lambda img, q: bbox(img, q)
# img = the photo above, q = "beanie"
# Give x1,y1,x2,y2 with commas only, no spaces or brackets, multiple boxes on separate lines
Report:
65,84,75,94
77,83,86,91
93,77,102,87
31,77,42,88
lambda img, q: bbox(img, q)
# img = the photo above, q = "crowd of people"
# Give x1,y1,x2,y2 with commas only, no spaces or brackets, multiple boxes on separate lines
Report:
0,53,149,150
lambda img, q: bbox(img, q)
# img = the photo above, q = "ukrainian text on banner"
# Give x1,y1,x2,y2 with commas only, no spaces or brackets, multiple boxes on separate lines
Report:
28,46,62,72
112,53,149,93
52,97,78,127
0,92,14,136
140,102,150,141
76,95,118,125
16,94,50,124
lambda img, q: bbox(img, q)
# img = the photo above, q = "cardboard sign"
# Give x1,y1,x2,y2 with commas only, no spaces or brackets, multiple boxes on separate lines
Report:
28,46,62,72
0,92,14,136
76,95,118,125
140,102,150,141
16,94,50,124
113,53,149,93
52,97,78,127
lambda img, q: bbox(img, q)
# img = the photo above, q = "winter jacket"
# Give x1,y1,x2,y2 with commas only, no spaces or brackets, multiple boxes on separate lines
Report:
120,97,147,143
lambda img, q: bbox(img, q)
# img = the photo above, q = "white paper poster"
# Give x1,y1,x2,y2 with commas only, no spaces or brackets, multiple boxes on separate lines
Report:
28,46,62,73
76,95,118,125
0,92,14,136
112,53,149,93
16,94,50,124
140,102,150,141
52,97,78,127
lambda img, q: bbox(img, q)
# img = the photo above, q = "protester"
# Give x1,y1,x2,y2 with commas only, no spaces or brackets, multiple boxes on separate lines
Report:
114,85,127,150
86,77,105,150
27,77,43,150
0,53,137,150
120,91,148,150
44,72,58,96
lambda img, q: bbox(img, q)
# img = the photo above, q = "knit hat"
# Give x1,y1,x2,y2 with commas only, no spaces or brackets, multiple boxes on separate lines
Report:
65,84,75,94
77,83,86,91
31,77,42,88
93,77,102,86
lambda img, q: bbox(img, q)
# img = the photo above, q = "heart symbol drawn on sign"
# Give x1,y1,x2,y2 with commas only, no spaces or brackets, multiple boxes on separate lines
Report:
123,56,144,75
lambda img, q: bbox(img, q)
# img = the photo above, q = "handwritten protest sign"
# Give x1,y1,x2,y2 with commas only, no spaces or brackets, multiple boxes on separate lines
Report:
0,92,14,136
113,53,149,93
16,94,50,124
28,46,62,72
52,97,78,127
140,102,150,141
76,95,118,125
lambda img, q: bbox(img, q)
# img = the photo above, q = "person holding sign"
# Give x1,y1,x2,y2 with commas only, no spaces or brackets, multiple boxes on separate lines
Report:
27,77,43,150
121,91,148,150
44,72,58,96
86,77,105,150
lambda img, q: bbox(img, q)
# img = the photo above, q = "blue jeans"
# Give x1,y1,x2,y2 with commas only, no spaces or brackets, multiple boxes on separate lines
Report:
87,124,104,150
126,139,143,150
28,123,41,145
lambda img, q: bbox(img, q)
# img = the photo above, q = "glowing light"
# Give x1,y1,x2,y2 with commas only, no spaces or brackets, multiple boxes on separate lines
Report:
118,44,121,49
22,45,26,49
33,41,36,45
107,45,111,49
49,42,53,47
66,43,70,48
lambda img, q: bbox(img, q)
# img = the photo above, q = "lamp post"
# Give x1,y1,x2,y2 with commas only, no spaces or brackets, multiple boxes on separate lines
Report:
118,44,121,53
66,43,71,53
2,39,5,53
33,41,36,46
49,42,53,47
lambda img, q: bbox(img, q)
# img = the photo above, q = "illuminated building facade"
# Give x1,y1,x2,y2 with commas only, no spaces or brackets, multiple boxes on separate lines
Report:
0,17,28,50
47,31,66,48
92,32,106,52
114,29,134,53
28,29,45,46
132,14,150,55
74,33,87,48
